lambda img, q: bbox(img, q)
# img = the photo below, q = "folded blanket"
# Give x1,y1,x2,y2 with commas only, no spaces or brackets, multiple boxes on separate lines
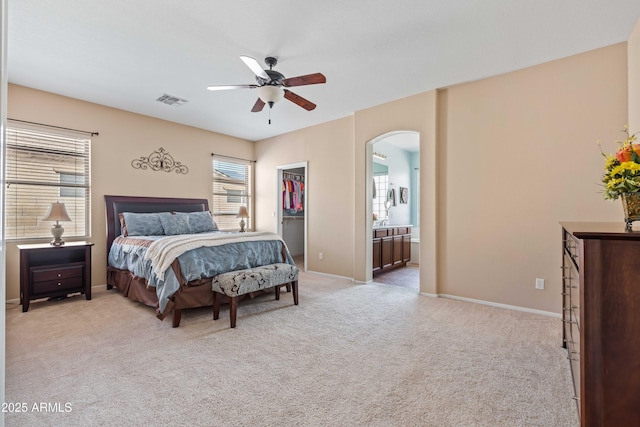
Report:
144,231,284,281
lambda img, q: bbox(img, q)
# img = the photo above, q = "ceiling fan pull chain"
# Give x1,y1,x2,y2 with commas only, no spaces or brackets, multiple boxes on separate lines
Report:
268,107,271,125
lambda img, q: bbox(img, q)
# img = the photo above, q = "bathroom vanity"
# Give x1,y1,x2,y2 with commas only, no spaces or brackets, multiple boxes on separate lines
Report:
372,225,411,275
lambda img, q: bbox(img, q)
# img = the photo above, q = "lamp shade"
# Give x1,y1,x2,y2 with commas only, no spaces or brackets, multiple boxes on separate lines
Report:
236,206,249,218
257,85,284,104
42,202,72,222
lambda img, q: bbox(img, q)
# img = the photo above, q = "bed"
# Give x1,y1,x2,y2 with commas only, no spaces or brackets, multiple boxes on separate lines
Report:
105,195,294,327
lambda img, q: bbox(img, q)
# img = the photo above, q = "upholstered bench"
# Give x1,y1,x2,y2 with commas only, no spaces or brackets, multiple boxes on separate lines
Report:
212,263,299,328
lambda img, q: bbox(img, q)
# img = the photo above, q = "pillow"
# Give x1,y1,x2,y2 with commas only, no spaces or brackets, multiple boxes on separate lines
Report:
118,213,128,236
158,212,191,235
187,211,218,233
121,212,164,236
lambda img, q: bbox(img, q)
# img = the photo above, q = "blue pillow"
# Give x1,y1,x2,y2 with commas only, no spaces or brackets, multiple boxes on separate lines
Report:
121,212,164,236
187,211,218,233
158,212,191,235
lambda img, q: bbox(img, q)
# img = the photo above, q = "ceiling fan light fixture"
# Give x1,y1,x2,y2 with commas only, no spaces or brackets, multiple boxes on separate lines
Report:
257,85,284,105
207,54,325,115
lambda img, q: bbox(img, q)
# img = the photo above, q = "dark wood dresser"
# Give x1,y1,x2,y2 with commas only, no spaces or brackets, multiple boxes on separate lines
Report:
561,222,640,426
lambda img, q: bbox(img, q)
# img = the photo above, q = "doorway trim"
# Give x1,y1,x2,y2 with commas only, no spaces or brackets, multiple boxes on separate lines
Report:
276,161,308,272
365,130,420,284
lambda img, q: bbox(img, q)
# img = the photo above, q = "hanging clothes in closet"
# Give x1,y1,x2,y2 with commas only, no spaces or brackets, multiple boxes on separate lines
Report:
282,173,304,215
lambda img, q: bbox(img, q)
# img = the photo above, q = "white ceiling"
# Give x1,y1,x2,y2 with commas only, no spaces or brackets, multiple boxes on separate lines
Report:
8,1,640,142
381,133,420,153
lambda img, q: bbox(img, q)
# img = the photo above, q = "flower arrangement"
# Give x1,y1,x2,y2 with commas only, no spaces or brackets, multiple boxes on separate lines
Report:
599,125,640,200
372,213,378,222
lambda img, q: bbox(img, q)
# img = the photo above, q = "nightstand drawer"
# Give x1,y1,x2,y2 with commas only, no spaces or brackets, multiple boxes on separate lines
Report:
33,276,84,294
31,263,84,283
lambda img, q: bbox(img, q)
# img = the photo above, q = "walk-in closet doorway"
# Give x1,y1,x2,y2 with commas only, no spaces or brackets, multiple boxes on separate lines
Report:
276,162,307,271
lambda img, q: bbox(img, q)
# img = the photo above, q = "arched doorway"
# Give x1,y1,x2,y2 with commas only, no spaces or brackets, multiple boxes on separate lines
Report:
365,131,420,290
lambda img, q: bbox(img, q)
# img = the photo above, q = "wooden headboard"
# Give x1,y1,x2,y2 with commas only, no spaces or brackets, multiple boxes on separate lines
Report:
104,195,210,253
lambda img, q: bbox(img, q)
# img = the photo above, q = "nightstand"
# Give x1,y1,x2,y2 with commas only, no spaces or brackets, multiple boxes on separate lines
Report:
18,241,94,312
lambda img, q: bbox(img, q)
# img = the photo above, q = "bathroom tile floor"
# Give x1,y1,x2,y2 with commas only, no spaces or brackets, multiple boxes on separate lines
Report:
373,263,420,291
292,255,419,292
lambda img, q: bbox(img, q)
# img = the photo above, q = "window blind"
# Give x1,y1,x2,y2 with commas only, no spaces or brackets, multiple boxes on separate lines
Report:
5,128,91,240
212,156,252,231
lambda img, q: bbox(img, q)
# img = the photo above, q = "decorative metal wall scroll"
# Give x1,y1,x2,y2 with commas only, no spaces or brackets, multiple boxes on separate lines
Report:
131,147,189,174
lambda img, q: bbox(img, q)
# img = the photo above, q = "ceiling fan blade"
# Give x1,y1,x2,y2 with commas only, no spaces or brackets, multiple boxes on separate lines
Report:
251,98,266,112
284,89,317,111
283,73,326,87
207,84,258,91
240,56,269,80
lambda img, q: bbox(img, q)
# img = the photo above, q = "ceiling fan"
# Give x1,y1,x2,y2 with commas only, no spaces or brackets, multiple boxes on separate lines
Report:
207,56,326,123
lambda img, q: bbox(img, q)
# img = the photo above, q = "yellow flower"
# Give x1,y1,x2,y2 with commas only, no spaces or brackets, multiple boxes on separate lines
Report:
606,178,624,189
600,125,640,200
611,162,640,177
604,154,617,170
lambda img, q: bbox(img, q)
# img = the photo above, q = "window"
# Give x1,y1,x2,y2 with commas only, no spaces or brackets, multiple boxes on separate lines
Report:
5,127,91,240
225,189,244,204
59,171,86,198
212,156,253,231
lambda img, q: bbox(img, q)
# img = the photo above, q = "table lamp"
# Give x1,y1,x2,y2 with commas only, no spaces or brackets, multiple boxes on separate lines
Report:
42,202,72,246
236,206,249,232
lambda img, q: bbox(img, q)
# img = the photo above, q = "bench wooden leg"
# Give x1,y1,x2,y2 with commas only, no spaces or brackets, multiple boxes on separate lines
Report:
172,308,182,328
275,285,280,300
229,296,238,328
292,280,299,305
213,292,220,320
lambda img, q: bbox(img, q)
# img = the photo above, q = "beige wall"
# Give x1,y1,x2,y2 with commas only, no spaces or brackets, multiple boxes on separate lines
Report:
254,116,355,277
629,17,640,131
353,92,438,293
438,43,627,313
6,84,253,300
256,43,628,314
6,39,633,314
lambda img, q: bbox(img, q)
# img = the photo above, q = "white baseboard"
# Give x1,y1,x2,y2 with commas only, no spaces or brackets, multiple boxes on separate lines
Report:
304,269,355,283
349,284,558,318
419,291,438,298
436,293,561,318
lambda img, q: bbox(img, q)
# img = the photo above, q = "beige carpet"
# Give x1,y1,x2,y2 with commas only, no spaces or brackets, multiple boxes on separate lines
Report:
5,272,579,427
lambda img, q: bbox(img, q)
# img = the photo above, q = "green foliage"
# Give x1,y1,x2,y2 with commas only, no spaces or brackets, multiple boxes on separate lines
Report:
600,126,640,200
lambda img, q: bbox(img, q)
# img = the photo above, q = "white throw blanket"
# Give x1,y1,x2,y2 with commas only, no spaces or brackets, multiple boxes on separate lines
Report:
144,231,284,281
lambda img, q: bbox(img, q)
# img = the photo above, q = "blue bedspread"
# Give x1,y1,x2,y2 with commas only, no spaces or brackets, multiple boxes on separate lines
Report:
108,231,295,314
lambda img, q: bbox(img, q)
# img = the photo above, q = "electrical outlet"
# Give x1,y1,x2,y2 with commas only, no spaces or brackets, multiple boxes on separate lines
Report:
319,252,324,260
535,278,544,290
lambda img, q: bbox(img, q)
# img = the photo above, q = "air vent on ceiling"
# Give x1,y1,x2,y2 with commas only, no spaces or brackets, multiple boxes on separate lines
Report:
156,93,188,106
